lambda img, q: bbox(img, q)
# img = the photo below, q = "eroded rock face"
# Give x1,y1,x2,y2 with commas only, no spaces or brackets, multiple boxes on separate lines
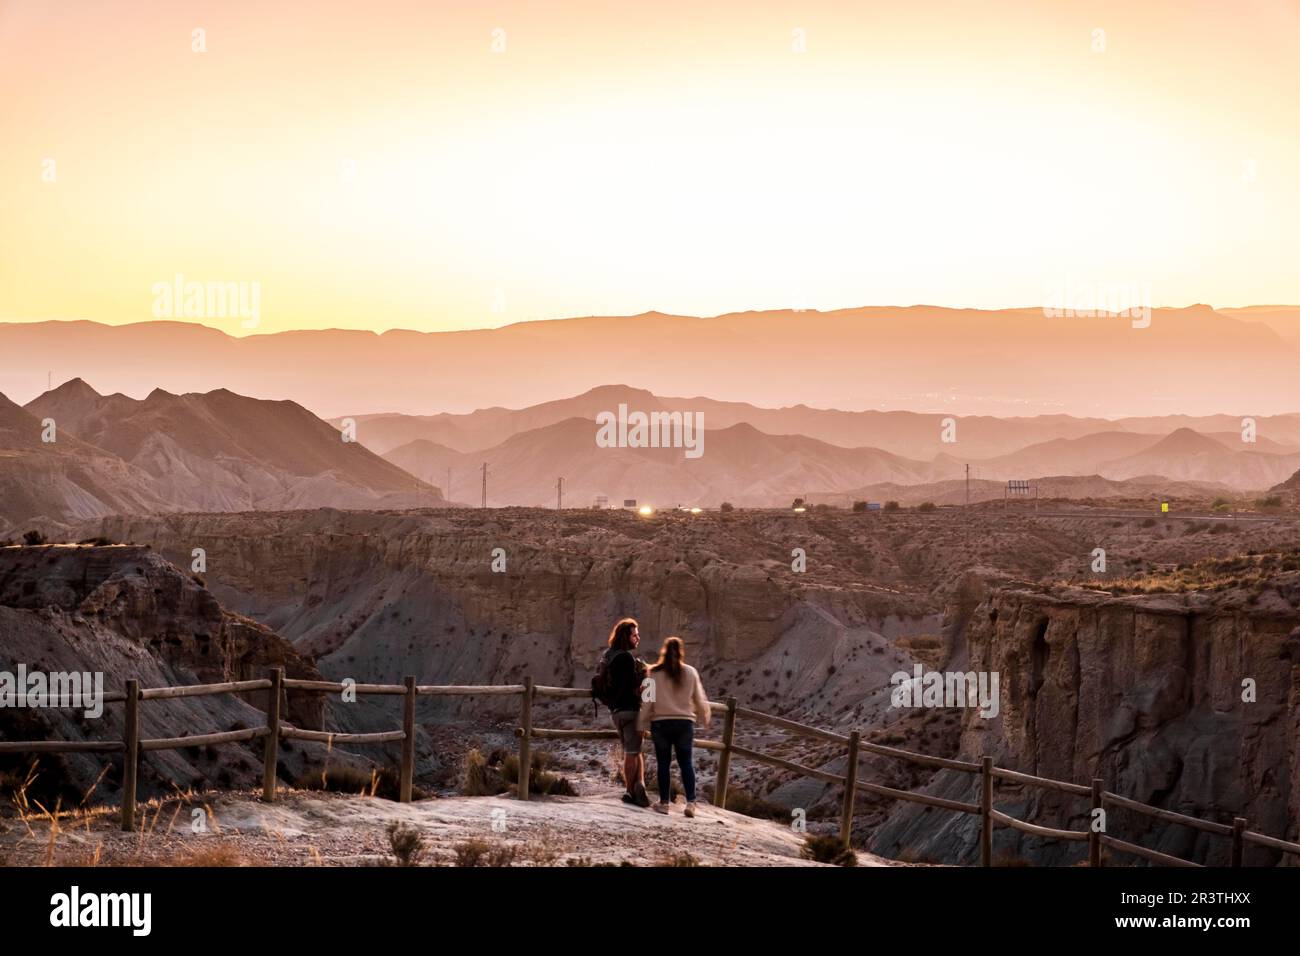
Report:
0,545,320,724
82,511,936,695
872,583,1300,865
0,544,325,805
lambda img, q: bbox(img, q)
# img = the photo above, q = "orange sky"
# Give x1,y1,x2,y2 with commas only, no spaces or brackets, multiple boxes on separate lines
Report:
2,0,1298,335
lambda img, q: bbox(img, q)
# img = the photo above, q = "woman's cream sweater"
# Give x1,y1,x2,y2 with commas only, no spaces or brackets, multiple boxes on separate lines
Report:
637,664,711,730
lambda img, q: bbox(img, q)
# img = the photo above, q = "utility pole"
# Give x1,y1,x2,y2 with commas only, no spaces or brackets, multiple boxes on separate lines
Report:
556,476,563,510
965,464,970,508
481,462,488,508
446,467,451,504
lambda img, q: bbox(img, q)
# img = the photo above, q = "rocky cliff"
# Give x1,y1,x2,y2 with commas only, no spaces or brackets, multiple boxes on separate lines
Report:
0,544,324,807
871,576,1300,865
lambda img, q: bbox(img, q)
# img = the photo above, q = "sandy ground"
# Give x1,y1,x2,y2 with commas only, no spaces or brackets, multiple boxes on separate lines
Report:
0,788,911,867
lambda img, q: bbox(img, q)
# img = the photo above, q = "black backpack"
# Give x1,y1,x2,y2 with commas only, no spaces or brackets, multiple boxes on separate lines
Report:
591,648,631,714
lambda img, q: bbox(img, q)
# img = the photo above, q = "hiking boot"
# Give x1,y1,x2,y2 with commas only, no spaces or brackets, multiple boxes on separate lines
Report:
622,792,638,805
653,802,670,814
685,801,697,818
632,783,651,808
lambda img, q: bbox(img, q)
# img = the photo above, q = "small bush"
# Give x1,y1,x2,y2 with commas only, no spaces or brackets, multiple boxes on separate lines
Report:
565,856,629,867
501,751,578,797
462,748,507,796
655,852,700,867
454,838,518,867
801,834,857,866
917,502,936,512
22,530,46,546
176,844,247,867
386,821,426,866
295,763,424,801
852,501,867,512
883,501,900,512
719,502,734,513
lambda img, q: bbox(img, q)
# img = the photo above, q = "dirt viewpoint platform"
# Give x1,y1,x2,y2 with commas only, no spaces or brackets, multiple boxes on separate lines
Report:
0,790,908,867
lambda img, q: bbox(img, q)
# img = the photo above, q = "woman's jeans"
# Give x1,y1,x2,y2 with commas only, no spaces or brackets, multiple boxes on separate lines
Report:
650,719,696,802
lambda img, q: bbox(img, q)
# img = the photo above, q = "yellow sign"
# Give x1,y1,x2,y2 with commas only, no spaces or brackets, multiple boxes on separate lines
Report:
1160,502,1169,513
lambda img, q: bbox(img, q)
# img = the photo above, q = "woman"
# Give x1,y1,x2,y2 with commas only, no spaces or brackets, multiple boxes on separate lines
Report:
638,636,711,817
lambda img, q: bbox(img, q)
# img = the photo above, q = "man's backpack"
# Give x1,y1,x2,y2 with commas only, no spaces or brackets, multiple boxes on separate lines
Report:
591,648,626,713
591,648,643,715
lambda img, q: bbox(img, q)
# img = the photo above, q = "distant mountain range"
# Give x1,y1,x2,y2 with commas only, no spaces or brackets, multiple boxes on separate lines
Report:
4,374,1298,527
2,304,1298,417
339,383,1300,458
0,380,442,532
333,384,1300,505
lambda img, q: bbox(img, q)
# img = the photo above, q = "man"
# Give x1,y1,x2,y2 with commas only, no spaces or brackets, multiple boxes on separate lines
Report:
596,617,651,807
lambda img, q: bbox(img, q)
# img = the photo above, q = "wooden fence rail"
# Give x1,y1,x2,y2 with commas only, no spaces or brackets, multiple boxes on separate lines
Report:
3,668,1299,867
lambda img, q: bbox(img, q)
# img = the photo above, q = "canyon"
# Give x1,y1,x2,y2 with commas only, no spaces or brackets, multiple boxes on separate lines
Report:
14,504,1289,865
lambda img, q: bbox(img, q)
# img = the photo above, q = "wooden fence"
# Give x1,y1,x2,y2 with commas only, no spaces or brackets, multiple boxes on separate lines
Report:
3,668,1298,867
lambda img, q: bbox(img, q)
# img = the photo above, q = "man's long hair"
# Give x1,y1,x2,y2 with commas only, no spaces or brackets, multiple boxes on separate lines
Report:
650,636,685,683
608,617,639,651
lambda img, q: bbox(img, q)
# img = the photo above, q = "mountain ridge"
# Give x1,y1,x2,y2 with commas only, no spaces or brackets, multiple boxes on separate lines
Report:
4,304,1298,417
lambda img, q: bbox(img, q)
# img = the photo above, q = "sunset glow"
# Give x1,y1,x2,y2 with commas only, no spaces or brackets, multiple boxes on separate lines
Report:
3,0,1299,335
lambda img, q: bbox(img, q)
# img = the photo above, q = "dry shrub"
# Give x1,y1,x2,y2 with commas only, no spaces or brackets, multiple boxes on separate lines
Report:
462,748,507,796
454,838,518,867
296,763,427,801
176,843,247,867
506,752,578,797
801,834,857,866
386,821,426,866
477,750,577,797
655,851,701,867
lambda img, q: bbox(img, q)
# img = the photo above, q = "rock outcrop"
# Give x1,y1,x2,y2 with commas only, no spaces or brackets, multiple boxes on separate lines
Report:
871,579,1300,865
0,544,324,806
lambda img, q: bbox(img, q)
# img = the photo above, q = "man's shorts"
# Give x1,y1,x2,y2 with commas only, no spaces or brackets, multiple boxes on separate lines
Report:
611,709,642,754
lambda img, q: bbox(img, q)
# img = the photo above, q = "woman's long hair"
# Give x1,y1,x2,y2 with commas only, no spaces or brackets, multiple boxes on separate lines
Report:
607,617,639,651
650,636,685,684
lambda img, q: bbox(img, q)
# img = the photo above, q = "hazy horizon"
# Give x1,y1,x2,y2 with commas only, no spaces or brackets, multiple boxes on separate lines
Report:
2,304,1298,417
1,299,1296,339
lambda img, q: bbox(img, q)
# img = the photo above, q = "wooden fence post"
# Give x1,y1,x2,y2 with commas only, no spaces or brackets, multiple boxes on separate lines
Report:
517,675,534,801
400,675,416,802
1232,817,1246,867
980,756,993,867
121,679,139,831
715,695,737,810
839,730,861,848
262,667,282,802
1089,777,1103,867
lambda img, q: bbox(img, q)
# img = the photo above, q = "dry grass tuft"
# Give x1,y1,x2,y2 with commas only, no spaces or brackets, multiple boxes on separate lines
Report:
453,838,518,867
800,833,857,866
